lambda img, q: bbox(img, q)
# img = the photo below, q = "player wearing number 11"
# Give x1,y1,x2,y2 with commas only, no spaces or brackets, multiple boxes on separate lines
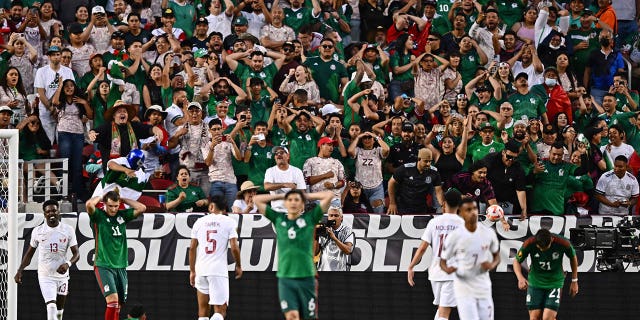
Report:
513,228,579,320
86,190,147,320
189,195,242,320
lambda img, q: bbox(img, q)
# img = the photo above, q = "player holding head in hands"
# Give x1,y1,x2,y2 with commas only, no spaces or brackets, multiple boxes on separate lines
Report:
15,200,79,320
189,195,242,320
85,189,147,320
407,189,465,320
513,228,579,320
254,190,334,320
439,198,500,320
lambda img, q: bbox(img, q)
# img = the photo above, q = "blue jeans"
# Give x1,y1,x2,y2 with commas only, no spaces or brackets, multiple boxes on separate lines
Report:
363,183,385,213
590,87,608,106
209,181,238,212
58,131,84,199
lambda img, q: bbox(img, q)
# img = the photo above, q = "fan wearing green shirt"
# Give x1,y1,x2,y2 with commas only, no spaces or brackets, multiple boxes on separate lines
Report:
513,228,579,320
280,109,325,170
254,190,334,320
86,190,147,320
244,121,276,188
225,48,286,89
303,38,349,104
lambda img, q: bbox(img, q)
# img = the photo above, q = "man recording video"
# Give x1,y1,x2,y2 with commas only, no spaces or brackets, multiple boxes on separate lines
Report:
316,206,354,271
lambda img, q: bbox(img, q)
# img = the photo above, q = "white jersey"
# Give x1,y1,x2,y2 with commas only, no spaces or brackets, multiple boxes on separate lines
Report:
595,170,640,216
421,213,465,282
441,223,499,299
30,223,77,279
191,213,238,277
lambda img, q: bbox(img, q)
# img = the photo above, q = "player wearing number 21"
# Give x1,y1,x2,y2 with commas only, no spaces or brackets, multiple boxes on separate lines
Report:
189,195,242,320
15,199,79,320
86,190,147,320
440,198,500,320
513,228,579,320
254,190,334,320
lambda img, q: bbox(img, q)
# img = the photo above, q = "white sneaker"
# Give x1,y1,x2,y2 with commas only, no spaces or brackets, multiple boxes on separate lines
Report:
55,180,63,194
33,176,45,193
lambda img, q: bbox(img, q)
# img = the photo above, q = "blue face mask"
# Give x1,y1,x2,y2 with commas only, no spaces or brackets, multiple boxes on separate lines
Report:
544,77,557,87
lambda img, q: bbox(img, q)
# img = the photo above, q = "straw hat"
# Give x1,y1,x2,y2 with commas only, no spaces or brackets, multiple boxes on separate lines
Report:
236,181,259,197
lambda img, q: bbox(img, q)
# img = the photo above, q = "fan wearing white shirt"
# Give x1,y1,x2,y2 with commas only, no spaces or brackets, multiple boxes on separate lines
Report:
189,195,243,320
440,198,500,320
408,189,465,320
14,200,79,320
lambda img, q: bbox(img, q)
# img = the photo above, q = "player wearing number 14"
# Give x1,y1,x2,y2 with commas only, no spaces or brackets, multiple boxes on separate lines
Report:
513,229,579,320
14,200,80,320
189,195,242,320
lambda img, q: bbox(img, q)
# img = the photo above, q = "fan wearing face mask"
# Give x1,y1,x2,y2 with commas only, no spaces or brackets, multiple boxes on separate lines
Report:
531,66,572,125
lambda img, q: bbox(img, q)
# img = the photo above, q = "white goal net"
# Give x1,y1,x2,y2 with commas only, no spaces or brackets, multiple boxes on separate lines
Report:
0,129,19,320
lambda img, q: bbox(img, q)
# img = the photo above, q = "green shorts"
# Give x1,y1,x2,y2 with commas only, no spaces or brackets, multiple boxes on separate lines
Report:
94,266,128,302
526,286,562,311
277,277,317,319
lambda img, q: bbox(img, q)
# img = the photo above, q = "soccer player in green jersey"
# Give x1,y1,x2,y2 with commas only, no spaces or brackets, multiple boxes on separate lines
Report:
513,228,579,320
254,190,334,320
86,190,147,320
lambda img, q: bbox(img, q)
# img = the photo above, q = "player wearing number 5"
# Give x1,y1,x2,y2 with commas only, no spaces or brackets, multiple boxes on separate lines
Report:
189,195,242,320
407,189,464,320
513,228,579,320
254,190,334,320
86,190,147,320
15,199,79,320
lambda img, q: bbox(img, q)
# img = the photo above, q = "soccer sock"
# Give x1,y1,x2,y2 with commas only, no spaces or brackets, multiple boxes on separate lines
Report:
211,313,224,320
198,317,209,320
46,303,57,320
56,309,64,320
437,317,448,320
105,302,120,320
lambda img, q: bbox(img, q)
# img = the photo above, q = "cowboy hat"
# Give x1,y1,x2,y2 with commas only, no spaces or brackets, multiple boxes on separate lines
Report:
104,100,137,122
236,181,260,197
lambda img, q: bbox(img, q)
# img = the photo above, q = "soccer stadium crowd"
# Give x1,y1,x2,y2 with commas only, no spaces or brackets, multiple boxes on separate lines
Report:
2,0,640,216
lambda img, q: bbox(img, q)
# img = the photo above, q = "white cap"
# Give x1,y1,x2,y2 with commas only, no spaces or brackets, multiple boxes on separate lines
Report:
320,104,342,116
350,72,373,83
92,6,106,14
0,105,13,114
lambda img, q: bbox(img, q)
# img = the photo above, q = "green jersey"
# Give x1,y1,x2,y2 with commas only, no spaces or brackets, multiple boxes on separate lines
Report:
165,184,206,212
206,95,239,118
516,234,576,289
469,95,500,112
389,52,414,81
224,125,252,176
90,207,137,268
122,58,149,92
615,91,639,112
467,140,504,163
508,92,547,120
531,161,578,215
270,125,289,148
495,0,525,29
169,1,196,38
342,81,362,129
265,205,323,278
287,128,321,170
235,63,279,89
283,7,318,33
249,95,273,127
247,144,276,188
459,51,481,85
304,56,348,103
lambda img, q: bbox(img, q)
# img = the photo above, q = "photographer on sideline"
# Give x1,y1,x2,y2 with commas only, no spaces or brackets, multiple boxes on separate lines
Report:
316,206,354,271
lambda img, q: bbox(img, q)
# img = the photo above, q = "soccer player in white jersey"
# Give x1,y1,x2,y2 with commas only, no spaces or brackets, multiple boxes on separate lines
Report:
189,195,243,320
440,198,500,320
407,188,465,320
14,199,79,320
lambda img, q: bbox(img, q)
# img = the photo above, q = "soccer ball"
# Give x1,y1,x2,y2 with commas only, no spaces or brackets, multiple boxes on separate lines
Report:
486,204,504,222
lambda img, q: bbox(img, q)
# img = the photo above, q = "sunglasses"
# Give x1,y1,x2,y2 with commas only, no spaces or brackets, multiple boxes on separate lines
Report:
215,85,229,89
504,154,516,161
283,47,293,52
427,38,439,41
322,45,334,49
274,151,286,155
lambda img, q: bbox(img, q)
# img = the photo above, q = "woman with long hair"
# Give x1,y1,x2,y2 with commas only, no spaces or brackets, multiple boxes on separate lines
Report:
0,67,29,125
74,5,90,27
16,114,60,198
347,131,390,213
511,6,537,44
442,51,463,105
389,32,417,100
142,64,168,109
494,61,517,98
165,165,208,212
555,53,580,100
429,115,471,189
279,65,321,105
86,68,111,128
51,79,93,200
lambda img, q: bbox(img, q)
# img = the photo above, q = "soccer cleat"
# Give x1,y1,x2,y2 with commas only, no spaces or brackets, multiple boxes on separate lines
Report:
34,176,45,193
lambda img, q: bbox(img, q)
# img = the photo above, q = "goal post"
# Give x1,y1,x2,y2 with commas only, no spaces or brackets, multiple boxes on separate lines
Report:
0,129,19,320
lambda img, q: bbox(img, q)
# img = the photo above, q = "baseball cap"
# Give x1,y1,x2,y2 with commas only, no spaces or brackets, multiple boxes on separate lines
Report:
424,0,437,7
479,122,495,131
320,104,342,116
188,102,202,110
515,72,529,81
0,106,13,114
89,52,103,61
196,17,208,25
364,44,377,52
111,30,125,39
194,48,208,59
581,9,594,16
544,66,559,76
317,136,337,147
92,6,106,15
514,118,528,128
542,124,557,134
68,23,83,34
234,16,248,25
583,126,604,141
272,146,289,154
47,46,61,54
402,122,414,132
282,41,295,50
144,105,167,119
162,8,175,17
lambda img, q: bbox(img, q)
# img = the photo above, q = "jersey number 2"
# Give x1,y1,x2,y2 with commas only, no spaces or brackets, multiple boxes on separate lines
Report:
205,230,218,254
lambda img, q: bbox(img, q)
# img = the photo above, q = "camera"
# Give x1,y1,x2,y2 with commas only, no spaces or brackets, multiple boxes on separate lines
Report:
316,219,337,238
570,216,640,271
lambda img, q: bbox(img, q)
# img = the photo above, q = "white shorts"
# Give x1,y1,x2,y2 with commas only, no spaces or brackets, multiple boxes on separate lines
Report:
456,296,494,320
38,276,69,302
195,275,229,306
430,280,456,307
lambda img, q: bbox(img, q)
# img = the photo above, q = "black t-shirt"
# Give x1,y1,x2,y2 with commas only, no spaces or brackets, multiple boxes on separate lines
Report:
393,163,441,214
94,121,154,171
484,152,526,205
388,141,421,168
124,29,152,48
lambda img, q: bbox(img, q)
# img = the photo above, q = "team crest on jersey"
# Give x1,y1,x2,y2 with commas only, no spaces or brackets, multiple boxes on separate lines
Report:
627,185,631,190
530,98,536,104
117,216,125,224
296,218,306,228
104,284,110,292
558,169,564,176
305,134,311,141
297,12,302,19
330,64,336,70
517,250,523,258
474,189,481,196
534,253,540,258
260,72,266,78
489,148,495,153
425,176,432,184
281,300,289,309
281,221,287,227
60,238,67,243
552,252,560,260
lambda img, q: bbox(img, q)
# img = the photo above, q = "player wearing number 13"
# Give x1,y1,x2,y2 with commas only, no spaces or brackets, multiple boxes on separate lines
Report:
86,190,147,320
254,190,335,320
513,228,579,320
189,195,242,320
14,199,79,320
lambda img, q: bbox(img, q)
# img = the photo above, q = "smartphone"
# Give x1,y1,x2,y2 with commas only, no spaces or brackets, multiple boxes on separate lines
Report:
172,55,181,66
29,7,38,15
239,115,247,122
490,66,497,74
254,133,265,141
274,98,281,105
